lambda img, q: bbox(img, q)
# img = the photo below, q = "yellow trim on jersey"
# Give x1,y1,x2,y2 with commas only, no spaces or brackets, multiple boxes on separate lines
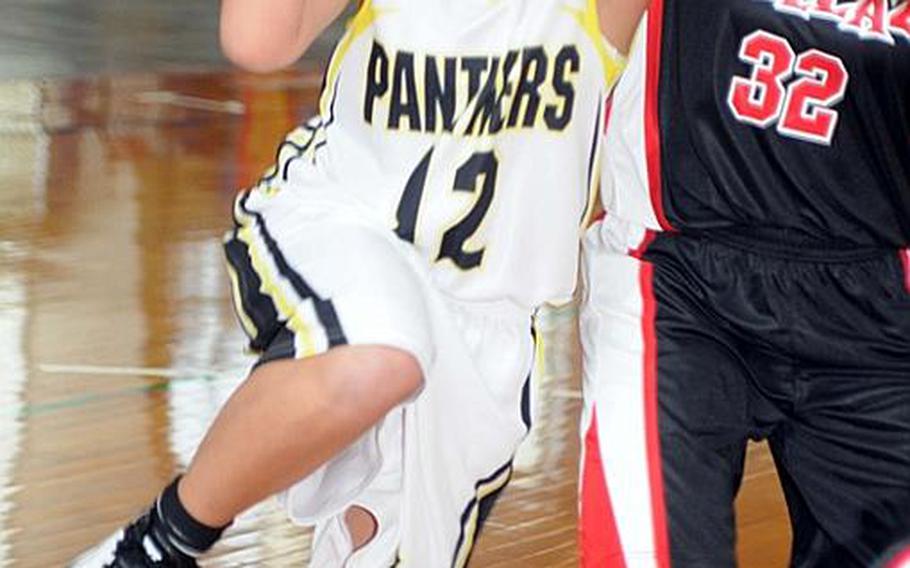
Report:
234,211,320,358
224,257,260,340
453,465,513,568
318,0,382,116
565,0,627,92
532,313,546,378
259,124,320,187
237,225,319,357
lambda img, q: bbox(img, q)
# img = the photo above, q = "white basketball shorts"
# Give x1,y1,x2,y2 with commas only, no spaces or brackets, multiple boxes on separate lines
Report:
223,183,535,567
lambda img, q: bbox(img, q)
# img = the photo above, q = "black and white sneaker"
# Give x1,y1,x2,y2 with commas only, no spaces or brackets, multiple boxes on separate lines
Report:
70,509,198,568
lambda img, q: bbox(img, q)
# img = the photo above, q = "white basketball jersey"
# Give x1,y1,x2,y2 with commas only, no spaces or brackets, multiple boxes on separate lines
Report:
261,0,623,309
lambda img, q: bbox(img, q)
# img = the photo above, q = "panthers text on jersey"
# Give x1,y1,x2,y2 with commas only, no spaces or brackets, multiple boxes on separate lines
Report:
257,0,625,308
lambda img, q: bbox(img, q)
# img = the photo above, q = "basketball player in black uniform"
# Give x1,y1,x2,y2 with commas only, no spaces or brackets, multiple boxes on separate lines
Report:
580,0,910,566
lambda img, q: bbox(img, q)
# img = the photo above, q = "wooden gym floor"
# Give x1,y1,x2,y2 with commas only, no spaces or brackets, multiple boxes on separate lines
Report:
0,2,790,566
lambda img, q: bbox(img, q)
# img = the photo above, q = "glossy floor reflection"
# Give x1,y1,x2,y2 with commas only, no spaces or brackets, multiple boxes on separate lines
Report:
0,0,340,80
0,69,579,567
0,67,790,568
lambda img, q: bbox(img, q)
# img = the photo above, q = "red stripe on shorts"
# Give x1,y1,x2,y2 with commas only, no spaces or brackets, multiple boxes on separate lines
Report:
887,544,910,568
580,410,627,568
629,229,657,259
640,262,671,568
900,249,910,293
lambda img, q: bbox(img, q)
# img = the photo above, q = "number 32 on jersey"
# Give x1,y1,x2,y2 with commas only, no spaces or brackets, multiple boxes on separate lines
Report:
727,30,850,146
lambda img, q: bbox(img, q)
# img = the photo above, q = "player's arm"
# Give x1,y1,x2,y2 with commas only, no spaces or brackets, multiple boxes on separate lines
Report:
597,0,650,55
220,0,350,72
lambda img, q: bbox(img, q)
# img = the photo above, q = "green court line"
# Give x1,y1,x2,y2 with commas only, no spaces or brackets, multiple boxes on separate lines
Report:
3,373,230,419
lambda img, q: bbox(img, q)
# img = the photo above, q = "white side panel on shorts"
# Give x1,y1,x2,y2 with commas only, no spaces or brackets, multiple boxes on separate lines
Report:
581,230,660,566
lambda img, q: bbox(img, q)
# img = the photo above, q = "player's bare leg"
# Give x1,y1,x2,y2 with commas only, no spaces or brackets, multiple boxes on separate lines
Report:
180,345,421,527
71,345,421,567
345,505,379,550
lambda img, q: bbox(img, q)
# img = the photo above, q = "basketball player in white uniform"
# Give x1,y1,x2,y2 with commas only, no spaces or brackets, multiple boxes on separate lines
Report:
73,1,646,566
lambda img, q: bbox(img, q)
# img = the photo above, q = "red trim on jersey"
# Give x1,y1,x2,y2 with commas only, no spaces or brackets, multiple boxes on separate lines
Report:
629,229,657,259
887,544,910,568
580,410,627,568
640,263,671,568
900,249,910,294
587,96,615,226
604,94,615,133
645,0,674,231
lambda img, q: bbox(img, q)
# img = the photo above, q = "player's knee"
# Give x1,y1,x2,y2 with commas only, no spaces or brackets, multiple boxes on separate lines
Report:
358,346,423,401
331,345,423,408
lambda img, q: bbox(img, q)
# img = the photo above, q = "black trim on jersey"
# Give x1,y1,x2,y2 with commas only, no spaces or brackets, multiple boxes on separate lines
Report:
256,120,321,186
281,120,323,181
580,98,602,224
327,76,342,128
520,373,532,432
282,72,342,174
224,230,282,351
238,193,349,347
522,322,537,431
266,56,344,185
310,78,343,164
452,461,514,568
317,49,333,110
254,327,298,367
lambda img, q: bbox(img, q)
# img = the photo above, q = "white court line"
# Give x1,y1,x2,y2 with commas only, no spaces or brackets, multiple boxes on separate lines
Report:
742,468,778,482
232,74,324,90
549,388,582,400
134,91,245,115
38,363,226,379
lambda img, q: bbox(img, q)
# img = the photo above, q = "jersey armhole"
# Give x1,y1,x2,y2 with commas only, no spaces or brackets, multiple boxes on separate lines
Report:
587,0,630,92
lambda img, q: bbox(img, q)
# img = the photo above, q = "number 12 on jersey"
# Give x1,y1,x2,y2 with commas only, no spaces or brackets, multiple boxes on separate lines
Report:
727,30,849,146
395,149,498,271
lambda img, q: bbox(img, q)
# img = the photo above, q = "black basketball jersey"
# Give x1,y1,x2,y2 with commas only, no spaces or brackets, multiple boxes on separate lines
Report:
602,0,910,247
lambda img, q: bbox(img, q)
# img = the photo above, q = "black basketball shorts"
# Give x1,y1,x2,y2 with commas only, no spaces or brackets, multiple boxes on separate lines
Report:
580,224,910,568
